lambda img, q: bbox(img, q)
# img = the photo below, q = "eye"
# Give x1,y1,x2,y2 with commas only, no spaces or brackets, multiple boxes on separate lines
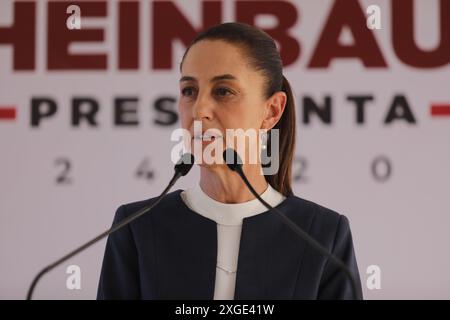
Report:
181,87,196,97
214,87,233,97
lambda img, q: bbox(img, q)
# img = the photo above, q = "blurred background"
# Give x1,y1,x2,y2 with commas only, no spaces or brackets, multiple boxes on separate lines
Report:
0,0,449,299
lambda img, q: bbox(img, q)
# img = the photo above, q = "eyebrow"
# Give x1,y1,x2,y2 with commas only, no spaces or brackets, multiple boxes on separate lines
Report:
179,74,237,83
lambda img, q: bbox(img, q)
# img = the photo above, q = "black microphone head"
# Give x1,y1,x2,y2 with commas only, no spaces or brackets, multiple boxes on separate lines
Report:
222,148,243,172
174,153,195,176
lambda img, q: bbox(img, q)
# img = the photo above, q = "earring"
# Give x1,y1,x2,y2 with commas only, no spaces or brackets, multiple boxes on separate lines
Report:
260,130,268,150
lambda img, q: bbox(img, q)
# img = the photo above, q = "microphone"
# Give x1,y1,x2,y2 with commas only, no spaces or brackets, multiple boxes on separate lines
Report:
222,148,361,300
26,153,195,300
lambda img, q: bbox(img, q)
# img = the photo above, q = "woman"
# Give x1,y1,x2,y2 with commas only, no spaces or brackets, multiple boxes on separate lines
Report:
97,22,363,300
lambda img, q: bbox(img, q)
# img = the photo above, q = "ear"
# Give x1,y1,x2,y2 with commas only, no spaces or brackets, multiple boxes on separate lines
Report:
261,91,287,130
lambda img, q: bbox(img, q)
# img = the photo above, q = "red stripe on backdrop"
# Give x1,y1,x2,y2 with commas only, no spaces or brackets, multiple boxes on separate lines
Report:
0,107,17,120
430,104,450,117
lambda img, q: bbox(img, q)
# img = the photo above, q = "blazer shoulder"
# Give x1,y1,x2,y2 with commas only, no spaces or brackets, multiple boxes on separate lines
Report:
115,189,183,221
286,195,352,245
288,195,343,224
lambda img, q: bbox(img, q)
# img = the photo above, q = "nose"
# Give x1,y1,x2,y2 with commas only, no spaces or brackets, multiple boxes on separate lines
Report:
192,90,213,121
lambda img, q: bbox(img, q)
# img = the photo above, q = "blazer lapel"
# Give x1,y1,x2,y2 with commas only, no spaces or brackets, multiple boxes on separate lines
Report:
153,198,218,299
234,205,313,299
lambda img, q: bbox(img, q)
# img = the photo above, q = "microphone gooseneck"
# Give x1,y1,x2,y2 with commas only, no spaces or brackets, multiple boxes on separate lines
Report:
26,153,195,300
222,148,361,300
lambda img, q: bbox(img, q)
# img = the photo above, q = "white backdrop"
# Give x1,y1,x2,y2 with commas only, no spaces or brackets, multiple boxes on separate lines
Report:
1,0,449,299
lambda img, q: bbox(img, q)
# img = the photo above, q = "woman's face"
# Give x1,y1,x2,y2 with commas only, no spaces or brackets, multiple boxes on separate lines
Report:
178,40,285,166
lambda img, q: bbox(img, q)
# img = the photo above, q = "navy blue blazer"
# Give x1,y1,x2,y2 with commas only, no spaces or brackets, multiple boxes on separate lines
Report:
97,189,363,299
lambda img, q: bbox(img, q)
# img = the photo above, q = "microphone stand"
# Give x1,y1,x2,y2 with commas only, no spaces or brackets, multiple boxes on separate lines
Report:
223,148,361,300
26,153,194,300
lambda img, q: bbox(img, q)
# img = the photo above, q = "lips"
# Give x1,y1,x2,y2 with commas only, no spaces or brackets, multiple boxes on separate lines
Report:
192,130,223,141
193,134,222,141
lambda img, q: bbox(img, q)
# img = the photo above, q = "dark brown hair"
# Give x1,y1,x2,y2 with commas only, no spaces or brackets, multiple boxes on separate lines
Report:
180,22,296,197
